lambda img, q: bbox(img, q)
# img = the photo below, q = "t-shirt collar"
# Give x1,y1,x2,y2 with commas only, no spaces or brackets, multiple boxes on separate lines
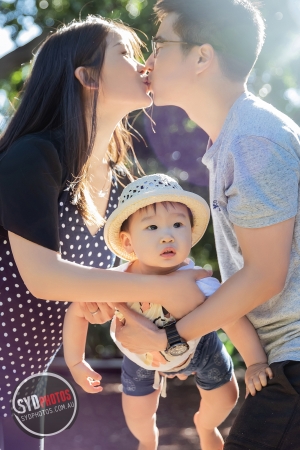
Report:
202,90,251,166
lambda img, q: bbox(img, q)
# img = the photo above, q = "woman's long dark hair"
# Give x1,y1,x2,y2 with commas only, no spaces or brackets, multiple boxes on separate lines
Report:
0,16,144,226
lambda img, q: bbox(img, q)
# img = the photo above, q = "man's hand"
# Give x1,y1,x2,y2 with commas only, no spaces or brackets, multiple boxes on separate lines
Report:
79,302,115,324
245,362,273,397
113,303,167,353
69,360,103,394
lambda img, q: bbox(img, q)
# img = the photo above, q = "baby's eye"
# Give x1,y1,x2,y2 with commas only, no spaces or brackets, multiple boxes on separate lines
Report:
173,222,182,228
147,225,157,230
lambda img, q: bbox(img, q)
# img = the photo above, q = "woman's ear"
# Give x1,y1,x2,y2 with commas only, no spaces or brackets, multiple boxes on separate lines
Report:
119,231,134,254
195,44,215,75
74,66,98,89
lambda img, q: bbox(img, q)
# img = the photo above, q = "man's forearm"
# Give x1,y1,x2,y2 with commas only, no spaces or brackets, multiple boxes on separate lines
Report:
176,267,282,342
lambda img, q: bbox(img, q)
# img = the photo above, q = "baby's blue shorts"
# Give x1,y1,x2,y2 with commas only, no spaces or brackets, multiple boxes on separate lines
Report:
121,331,233,396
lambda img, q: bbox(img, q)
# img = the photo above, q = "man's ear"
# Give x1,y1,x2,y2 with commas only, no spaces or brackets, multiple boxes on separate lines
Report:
119,231,134,254
74,66,99,89
195,44,215,74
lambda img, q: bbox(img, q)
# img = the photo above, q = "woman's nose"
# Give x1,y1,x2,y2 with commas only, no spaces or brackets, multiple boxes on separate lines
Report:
145,53,154,72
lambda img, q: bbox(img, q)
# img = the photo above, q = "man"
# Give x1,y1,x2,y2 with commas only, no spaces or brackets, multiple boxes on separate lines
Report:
115,1,300,449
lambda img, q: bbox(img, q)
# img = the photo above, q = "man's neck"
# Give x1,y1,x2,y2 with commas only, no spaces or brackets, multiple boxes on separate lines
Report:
185,82,246,143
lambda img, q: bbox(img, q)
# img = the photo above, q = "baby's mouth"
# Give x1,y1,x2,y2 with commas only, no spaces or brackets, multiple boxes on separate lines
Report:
160,248,176,256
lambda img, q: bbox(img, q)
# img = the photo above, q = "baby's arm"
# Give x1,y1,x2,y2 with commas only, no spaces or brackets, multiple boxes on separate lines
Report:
223,317,273,396
63,302,103,393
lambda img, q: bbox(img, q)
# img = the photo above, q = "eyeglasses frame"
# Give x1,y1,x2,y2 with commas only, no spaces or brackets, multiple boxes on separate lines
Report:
151,36,204,58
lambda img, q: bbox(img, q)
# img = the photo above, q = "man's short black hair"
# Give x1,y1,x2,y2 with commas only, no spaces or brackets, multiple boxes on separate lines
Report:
154,0,265,81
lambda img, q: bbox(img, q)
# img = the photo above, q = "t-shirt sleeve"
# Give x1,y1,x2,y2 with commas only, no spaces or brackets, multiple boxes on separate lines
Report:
196,276,221,297
0,136,63,251
226,136,300,228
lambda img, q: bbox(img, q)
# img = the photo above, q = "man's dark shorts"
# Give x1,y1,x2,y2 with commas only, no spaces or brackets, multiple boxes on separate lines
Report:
225,360,300,450
122,331,233,396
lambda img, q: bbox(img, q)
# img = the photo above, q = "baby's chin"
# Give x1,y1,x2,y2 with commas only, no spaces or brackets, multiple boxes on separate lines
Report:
141,260,184,275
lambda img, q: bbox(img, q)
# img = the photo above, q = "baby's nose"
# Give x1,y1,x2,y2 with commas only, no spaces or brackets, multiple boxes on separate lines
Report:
160,235,175,243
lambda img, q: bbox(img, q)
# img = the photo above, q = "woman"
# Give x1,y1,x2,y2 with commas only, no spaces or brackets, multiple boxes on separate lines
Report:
0,15,207,449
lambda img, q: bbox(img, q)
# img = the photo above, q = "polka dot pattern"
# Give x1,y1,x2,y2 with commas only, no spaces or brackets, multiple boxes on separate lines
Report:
0,178,118,417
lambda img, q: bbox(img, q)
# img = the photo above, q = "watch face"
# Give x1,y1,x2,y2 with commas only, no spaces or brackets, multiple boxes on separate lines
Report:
168,343,189,356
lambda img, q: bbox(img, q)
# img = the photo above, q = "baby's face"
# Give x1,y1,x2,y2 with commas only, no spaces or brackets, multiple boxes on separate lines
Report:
120,202,193,271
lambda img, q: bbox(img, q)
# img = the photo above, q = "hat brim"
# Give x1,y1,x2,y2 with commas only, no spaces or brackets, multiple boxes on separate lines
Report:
104,189,210,262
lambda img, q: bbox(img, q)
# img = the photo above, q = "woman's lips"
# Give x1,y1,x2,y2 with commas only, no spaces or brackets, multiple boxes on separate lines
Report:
142,76,151,88
143,81,151,92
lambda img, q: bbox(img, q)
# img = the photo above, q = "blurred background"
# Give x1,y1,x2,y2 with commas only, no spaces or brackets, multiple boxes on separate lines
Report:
0,0,300,367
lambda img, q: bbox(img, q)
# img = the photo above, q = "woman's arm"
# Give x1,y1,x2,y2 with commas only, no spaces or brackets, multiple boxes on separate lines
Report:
63,302,103,393
9,232,209,314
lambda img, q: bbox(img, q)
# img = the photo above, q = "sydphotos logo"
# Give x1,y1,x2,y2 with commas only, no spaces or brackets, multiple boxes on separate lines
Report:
11,372,78,438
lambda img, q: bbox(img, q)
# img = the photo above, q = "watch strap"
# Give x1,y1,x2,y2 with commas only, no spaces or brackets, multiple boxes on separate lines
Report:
164,322,185,346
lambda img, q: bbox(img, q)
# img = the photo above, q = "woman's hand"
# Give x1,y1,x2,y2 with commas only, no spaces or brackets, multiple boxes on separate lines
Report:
79,302,115,324
113,304,167,353
245,362,273,397
69,360,103,394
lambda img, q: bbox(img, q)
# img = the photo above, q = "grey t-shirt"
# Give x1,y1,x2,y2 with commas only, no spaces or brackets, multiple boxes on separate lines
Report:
202,91,300,364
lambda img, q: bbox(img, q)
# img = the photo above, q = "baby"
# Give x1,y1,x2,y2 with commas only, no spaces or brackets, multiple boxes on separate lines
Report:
63,174,273,450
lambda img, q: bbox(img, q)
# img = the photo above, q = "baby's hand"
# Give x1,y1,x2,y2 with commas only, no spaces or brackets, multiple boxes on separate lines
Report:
69,360,103,394
245,362,273,397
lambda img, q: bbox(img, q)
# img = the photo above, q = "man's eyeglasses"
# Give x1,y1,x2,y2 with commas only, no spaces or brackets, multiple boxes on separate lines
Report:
151,37,203,58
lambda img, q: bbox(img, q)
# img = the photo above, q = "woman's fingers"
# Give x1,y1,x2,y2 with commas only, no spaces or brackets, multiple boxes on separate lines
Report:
95,303,115,322
80,302,115,324
112,303,139,322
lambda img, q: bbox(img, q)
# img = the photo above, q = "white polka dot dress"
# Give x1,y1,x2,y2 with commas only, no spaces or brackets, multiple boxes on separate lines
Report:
0,178,119,418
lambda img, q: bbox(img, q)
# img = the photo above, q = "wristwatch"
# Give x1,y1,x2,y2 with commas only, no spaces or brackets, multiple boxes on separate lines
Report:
163,321,189,356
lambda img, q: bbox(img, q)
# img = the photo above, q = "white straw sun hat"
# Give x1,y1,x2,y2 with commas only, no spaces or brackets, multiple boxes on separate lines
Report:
104,173,210,261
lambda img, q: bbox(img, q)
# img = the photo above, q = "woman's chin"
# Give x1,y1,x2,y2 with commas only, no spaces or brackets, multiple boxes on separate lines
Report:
128,96,153,112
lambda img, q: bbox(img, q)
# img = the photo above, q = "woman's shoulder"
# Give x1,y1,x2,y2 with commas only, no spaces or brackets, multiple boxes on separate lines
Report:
0,129,67,185
2,129,64,162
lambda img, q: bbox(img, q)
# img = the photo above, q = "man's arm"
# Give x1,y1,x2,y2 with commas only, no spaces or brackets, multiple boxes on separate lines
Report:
115,218,294,353
176,217,294,340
